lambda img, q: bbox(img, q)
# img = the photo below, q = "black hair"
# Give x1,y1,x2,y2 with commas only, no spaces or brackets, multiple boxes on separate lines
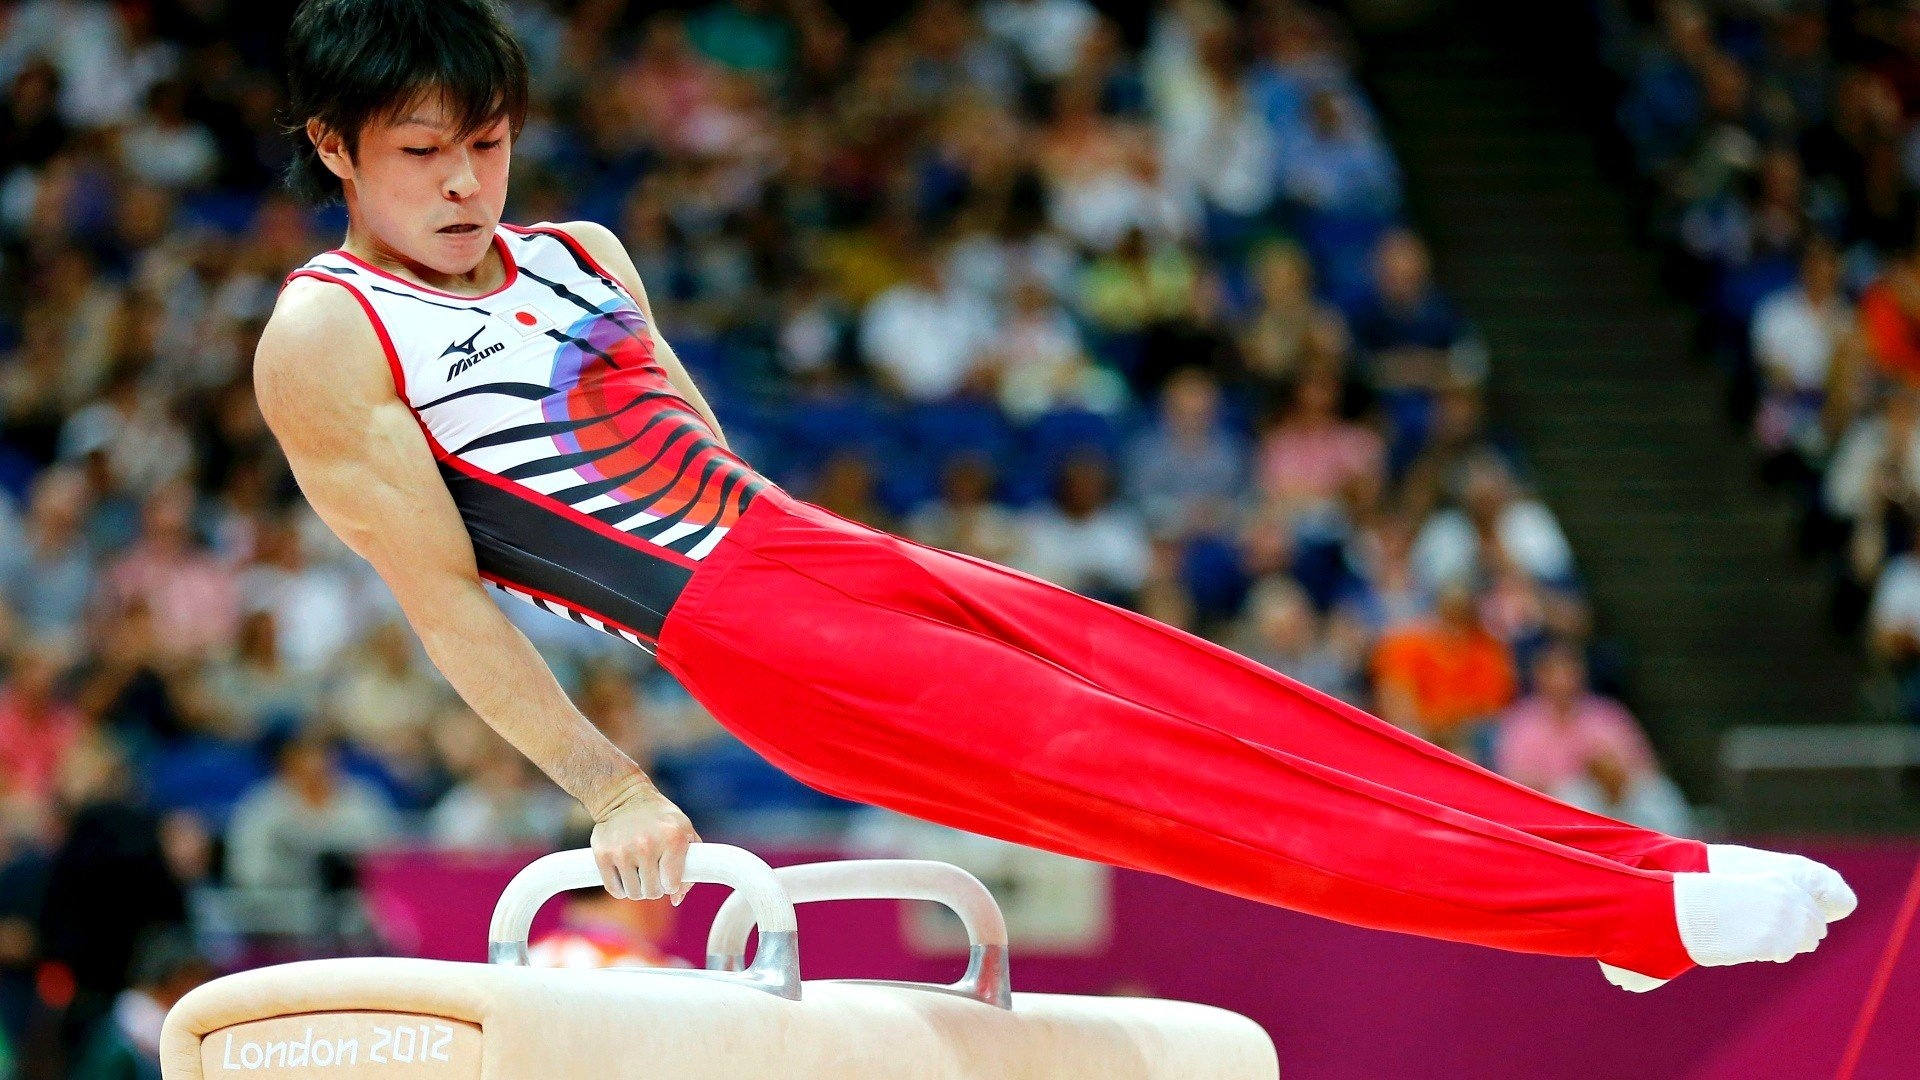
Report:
281,0,529,206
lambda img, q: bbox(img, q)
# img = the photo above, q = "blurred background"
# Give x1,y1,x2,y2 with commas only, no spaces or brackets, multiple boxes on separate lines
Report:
0,0,1916,1077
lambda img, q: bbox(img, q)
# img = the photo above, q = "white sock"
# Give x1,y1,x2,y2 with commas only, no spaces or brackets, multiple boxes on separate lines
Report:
1706,844,1857,922
1600,871,1827,992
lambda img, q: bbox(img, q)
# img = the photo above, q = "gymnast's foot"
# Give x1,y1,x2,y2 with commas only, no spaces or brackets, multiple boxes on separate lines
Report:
1599,871,1828,992
1704,844,1856,922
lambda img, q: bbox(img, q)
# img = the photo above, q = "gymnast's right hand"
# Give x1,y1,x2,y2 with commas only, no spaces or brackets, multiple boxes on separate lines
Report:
589,775,702,906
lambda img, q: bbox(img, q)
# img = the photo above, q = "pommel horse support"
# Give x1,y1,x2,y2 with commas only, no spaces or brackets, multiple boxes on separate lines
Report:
159,843,1279,1079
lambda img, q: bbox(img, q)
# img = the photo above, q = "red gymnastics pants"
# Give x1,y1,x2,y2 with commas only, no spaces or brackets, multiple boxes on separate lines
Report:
653,487,1708,980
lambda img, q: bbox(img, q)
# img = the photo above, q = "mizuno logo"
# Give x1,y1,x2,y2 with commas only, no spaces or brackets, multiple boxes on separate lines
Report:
442,326,505,379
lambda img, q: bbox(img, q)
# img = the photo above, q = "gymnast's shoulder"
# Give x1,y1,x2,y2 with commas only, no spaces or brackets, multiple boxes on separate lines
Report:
527,219,655,307
253,272,396,429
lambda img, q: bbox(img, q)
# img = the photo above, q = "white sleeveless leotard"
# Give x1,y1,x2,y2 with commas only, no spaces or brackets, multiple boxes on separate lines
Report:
285,223,771,653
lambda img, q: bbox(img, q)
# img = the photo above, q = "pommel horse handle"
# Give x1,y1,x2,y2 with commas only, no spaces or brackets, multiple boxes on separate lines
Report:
486,844,804,1001
705,860,1013,1010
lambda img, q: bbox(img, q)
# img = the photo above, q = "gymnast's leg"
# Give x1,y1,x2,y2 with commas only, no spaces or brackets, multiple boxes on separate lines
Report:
915,543,1853,920
923,543,1705,869
656,504,1831,980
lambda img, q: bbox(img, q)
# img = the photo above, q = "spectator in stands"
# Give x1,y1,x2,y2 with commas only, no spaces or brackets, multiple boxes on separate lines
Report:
93,478,240,665
118,79,217,191
981,0,1097,84
1867,517,1920,720
1352,229,1474,395
1236,240,1349,394
1753,236,1851,471
0,314,75,468
1345,511,1435,634
75,598,192,747
68,931,212,1080
1150,12,1280,259
0,466,94,651
1256,366,1383,523
428,734,573,851
1124,367,1246,540
1859,219,1920,385
1235,576,1362,704
192,608,322,741
0,637,84,812
1039,83,1187,252
1011,451,1151,604
36,736,186,1071
1825,384,1920,591
989,275,1124,420
1275,86,1401,220
1076,227,1199,361
236,509,363,677
906,452,1020,564
529,886,685,970
859,245,996,402
224,730,398,892
1801,68,1905,246
323,619,447,768
1495,642,1692,835
1413,452,1576,591
1372,580,1518,756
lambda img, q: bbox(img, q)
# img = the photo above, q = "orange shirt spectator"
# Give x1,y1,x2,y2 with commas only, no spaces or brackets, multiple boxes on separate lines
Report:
1858,273,1920,385
1372,586,1517,743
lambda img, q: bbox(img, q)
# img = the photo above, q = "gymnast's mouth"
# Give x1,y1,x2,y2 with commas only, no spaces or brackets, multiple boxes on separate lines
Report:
439,223,482,234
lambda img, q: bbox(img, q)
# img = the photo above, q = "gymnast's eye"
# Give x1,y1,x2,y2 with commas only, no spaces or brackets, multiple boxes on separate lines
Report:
403,146,436,157
475,139,503,151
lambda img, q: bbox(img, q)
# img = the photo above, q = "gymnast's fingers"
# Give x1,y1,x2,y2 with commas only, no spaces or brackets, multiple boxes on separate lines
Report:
616,853,645,901
594,849,626,900
660,830,692,907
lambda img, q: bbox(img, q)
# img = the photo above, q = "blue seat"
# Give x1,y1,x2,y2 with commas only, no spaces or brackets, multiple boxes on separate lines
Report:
900,398,1013,465
143,738,270,830
653,738,857,818
1025,407,1122,475
780,390,899,463
1180,533,1251,623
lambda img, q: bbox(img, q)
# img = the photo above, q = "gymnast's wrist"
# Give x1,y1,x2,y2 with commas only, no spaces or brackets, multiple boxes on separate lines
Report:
582,766,658,822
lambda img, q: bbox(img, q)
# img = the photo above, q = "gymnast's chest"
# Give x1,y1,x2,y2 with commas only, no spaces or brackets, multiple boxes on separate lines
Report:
380,287,672,456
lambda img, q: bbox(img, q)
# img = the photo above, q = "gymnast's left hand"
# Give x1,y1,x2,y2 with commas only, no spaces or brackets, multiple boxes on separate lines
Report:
590,775,702,906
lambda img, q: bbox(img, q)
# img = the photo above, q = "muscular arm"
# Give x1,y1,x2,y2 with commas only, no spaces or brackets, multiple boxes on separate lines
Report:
550,219,732,451
254,279,695,899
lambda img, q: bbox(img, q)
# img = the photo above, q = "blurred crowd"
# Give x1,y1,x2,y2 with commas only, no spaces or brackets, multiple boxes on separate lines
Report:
1595,0,1920,724
0,0,1693,1074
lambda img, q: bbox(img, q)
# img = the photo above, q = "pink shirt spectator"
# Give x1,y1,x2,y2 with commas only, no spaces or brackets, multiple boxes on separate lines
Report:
1258,421,1383,503
0,689,84,801
100,543,242,658
1495,693,1657,793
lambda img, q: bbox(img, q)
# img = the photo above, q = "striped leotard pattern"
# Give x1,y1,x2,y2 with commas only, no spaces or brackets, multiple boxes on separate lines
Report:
285,223,770,651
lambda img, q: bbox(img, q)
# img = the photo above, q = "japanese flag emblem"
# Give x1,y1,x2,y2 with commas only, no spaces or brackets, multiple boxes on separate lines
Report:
499,303,553,337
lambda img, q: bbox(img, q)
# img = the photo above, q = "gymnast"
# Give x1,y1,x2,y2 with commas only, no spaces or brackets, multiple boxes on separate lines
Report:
255,0,1853,993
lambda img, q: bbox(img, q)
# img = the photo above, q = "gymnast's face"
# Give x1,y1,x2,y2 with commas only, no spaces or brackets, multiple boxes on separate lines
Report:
313,91,512,276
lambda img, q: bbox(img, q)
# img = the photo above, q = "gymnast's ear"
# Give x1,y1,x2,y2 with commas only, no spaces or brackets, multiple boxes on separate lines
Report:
308,119,355,183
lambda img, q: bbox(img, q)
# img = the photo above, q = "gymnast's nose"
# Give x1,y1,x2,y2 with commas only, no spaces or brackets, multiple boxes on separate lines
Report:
444,152,480,201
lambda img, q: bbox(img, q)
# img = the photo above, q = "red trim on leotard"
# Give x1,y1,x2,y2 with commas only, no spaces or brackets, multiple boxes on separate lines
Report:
284,268,410,402
500,222,639,306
